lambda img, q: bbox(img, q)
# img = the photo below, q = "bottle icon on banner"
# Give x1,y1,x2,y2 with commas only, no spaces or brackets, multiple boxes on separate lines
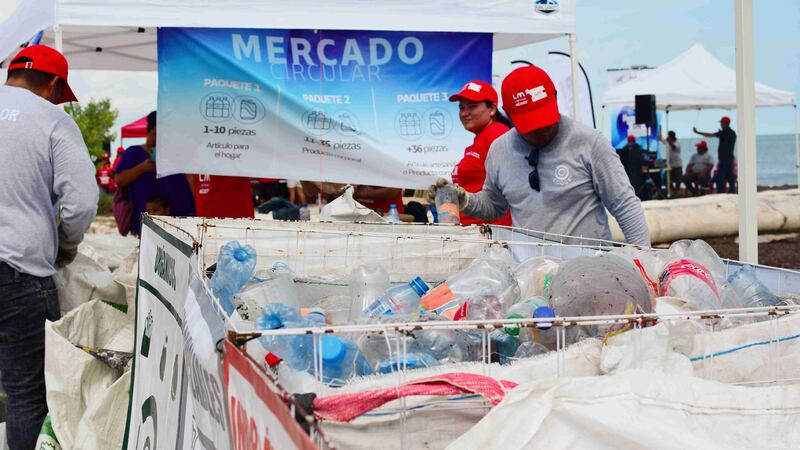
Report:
429,110,445,136
204,95,231,119
306,111,332,131
338,112,357,134
398,112,423,136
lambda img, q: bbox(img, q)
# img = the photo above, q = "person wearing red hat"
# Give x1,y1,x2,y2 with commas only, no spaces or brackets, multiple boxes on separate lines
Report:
1,45,98,448
448,80,512,225
693,116,737,193
684,140,715,196
427,66,649,246
616,134,646,198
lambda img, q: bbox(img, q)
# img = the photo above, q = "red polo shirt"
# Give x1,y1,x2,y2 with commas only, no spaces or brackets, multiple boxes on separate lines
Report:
451,121,512,226
194,175,255,218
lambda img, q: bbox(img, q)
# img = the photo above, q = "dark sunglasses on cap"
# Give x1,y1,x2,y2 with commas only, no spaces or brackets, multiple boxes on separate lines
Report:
527,148,540,192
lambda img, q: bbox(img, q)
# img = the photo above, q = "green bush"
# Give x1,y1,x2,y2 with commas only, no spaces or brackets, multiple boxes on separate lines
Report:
97,191,113,216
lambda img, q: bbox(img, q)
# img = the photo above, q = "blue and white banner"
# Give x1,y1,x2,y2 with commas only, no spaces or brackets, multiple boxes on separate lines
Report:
157,28,492,188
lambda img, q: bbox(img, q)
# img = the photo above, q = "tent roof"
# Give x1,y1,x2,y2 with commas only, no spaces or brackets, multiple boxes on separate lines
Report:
601,44,796,110
121,115,148,138
2,0,576,71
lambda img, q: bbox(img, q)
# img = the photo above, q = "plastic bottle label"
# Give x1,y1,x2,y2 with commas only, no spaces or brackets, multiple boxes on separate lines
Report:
419,283,460,319
633,258,658,296
437,203,460,224
658,259,719,298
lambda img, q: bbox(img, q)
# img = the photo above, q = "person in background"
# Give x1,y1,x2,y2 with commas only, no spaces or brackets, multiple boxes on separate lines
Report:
693,116,737,193
146,195,171,216
0,45,98,449
286,179,307,205
95,153,116,193
354,185,404,216
114,111,195,236
616,135,646,199
659,130,683,194
191,175,255,218
684,140,715,196
448,80,512,225
427,66,649,246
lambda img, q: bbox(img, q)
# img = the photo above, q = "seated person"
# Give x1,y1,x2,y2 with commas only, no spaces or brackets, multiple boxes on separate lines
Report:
684,140,715,196
146,195,170,216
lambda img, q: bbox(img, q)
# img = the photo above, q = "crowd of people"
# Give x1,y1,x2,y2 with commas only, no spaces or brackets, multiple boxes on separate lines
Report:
616,117,738,200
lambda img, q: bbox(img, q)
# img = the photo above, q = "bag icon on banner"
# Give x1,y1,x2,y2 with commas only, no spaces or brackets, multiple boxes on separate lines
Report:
239,99,257,120
429,110,445,136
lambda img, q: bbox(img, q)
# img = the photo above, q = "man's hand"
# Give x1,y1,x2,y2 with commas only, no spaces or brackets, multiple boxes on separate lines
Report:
56,242,78,268
425,178,470,209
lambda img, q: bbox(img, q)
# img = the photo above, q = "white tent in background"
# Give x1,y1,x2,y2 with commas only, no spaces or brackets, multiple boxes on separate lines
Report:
602,43,796,110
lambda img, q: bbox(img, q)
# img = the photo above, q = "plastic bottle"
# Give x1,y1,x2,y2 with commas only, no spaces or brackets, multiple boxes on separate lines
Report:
490,329,519,364
727,265,780,308
210,241,257,316
299,203,311,221
362,277,430,319
513,256,561,299
504,297,549,336
257,304,312,372
435,184,460,224
233,272,301,319
305,307,327,326
376,352,440,374
658,257,723,310
386,204,401,223
429,204,439,223
348,263,391,322
514,341,550,359
413,329,471,364
316,335,371,385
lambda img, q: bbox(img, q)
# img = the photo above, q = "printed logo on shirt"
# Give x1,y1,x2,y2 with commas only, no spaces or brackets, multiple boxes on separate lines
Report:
553,164,572,186
0,109,20,122
466,151,481,159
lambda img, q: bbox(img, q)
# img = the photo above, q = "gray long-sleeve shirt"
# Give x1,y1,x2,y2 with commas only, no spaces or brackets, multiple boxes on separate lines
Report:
0,85,98,277
463,116,650,246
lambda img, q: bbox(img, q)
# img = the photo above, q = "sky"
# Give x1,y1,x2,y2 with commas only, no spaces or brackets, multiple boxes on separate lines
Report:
2,0,798,147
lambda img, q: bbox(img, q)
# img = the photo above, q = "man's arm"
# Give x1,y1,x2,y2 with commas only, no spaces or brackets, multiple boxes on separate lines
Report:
115,157,155,187
461,145,509,221
589,135,651,246
692,127,717,138
52,117,99,250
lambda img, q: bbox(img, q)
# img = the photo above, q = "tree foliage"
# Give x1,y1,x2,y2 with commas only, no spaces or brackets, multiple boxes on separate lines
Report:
64,98,119,164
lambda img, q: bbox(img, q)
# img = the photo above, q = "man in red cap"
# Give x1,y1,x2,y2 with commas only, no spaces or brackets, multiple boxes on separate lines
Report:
1,45,97,448
684,140,716,196
616,135,647,198
693,116,737,193
428,66,649,246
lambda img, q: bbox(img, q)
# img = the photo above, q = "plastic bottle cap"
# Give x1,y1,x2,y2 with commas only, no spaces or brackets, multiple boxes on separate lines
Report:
390,203,397,208
320,335,345,363
505,313,524,336
534,306,556,330
233,247,250,262
265,352,283,368
260,314,283,330
301,203,308,208
409,277,430,296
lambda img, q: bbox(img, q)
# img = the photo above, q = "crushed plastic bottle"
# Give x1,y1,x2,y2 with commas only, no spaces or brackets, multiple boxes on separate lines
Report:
413,329,472,364
376,353,440,374
504,296,548,336
490,329,519,364
233,271,301,319
210,241,257,316
435,184,460,224
727,265,780,308
514,341,550,359
257,304,312,372
299,203,311,221
658,258,723,311
348,263,391,321
513,256,561,299
362,277,430,319
420,254,519,319
304,307,327,326
316,335,371,385
386,204,401,223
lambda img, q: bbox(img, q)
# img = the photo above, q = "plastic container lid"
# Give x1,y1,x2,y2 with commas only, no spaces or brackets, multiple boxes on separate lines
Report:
260,314,283,330
409,277,430,296
533,306,555,330
233,247,250,262
320,335,345,363
505,313,525,336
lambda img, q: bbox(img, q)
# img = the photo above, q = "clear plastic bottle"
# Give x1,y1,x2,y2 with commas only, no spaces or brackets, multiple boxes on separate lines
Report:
513,256,561,299
727,265,779,308
210,240,257,316
504,296,548,336
490,329,519,364
435,184,460,224
658,258,723,310
348,263,391,322
257,304,312,372
305,307,327,326
386,204,401,223
514,341,550,359
376,352,440,374
317,335,371,385
362,277,430,319
233,271,301,319
413,329,471,364
299,203,311,221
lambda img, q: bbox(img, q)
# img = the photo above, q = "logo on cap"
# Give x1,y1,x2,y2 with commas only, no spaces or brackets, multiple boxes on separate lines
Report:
466,82,482,93
534,0,560,15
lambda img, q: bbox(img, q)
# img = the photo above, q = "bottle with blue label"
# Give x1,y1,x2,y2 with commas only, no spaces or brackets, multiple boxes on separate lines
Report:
387,203,401,223
210,240,257,316
363,277,430,319
317,335,371,386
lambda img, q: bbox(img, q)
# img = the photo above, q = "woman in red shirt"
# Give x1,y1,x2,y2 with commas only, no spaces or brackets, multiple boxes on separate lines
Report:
448,81,512,225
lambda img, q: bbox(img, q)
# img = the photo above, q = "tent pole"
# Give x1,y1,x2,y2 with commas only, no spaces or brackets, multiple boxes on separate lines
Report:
568,34,580,122
735,0,758,264
54,25,63,52
795,105,800,187
665,110,671,197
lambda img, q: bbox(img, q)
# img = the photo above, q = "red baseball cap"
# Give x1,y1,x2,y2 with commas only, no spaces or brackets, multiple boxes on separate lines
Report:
627,135,636,142
501,66,559,134
7,45,77,104
449,80,498,104
720,116,731,124
696,140,708,149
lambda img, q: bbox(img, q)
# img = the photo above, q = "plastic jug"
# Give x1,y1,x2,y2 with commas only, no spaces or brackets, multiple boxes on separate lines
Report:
210,240,257,316
348,263,391,321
